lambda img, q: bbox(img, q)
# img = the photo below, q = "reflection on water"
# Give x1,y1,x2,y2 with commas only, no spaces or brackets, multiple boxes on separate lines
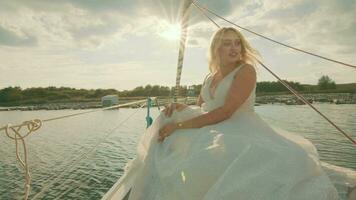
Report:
0,104,355,199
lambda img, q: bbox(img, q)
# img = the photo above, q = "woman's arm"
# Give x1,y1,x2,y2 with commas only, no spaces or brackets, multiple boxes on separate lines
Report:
163,102,188,117
158,65,256,142
177,64,256,129
164,74,208,117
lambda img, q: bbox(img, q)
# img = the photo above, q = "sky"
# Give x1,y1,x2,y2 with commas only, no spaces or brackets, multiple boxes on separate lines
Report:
0,0,355,91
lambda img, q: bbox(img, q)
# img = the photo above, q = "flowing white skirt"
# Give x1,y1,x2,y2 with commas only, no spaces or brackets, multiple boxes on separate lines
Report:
119,106,338,200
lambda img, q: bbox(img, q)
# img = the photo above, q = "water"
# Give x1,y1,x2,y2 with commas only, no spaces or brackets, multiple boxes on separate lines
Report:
0,104,355,200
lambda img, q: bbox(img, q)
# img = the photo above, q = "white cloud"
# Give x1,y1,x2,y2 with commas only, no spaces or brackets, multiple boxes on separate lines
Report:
0,0,355,90
219,0,356,84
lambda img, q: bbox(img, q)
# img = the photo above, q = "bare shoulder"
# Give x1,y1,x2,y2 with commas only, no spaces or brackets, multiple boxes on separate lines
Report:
234,63,256,79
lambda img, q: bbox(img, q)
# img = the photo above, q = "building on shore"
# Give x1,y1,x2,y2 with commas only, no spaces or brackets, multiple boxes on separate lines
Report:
101,95,119,107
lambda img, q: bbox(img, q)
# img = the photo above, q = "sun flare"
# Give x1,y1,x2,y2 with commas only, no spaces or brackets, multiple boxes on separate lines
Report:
159,23,182,41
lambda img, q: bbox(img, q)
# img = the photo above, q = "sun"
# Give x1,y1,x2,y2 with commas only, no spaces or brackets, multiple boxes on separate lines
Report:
159,23,182,41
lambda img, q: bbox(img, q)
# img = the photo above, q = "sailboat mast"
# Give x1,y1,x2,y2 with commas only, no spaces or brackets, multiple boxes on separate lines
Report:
174,0,192,102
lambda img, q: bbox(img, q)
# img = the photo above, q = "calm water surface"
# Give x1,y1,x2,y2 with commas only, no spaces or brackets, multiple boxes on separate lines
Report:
0,104,355,199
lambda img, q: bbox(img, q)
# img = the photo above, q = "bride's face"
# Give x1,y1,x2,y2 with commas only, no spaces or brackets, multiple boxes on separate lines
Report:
218,31,242,66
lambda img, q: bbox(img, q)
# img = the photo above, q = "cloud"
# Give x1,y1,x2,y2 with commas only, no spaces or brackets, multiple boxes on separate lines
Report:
137,0,240,24
0,0,355,90
0,0,242,49
236,0,356,57
0,2,137,49
0,25,37,46
0,0,139,13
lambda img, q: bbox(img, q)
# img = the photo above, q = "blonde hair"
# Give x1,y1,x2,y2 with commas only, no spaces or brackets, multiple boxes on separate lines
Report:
208,27,260,73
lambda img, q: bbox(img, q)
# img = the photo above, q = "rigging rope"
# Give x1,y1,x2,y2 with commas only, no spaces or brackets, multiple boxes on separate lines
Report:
2,1,356,199
4,119,42,200
0,99,151,132
191,1,355,145
257,61,356,145
0,98,155,200
192,0,356,69
193,1,220,28
31,102,147,200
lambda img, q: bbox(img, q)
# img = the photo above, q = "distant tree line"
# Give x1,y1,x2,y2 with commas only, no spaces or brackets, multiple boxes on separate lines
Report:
0,86,117,105
256,80,304,93
0,85,202,106
1,76,354,106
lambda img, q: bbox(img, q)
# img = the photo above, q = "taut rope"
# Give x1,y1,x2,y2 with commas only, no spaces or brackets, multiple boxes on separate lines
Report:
4,119,42,200
31,102,148,200
191,0,355,145
192,0,356,69
0,98,156,199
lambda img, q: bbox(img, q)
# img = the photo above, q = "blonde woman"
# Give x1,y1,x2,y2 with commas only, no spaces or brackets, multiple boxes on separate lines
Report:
117,27,338,200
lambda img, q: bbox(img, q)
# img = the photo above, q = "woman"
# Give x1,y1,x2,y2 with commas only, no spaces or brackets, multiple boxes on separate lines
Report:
120,27,338,200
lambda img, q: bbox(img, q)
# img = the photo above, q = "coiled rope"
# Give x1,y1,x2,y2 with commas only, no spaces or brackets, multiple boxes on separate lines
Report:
2,1,356,199
191,0,355,145
4,119,42,200
0,98,156,200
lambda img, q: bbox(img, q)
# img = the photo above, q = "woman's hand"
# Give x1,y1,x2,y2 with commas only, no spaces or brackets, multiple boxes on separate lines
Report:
162,103,187,117
158,122,178,143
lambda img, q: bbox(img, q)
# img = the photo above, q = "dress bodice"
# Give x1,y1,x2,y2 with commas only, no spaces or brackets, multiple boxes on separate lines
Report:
116,65,338,200
200,64,256,116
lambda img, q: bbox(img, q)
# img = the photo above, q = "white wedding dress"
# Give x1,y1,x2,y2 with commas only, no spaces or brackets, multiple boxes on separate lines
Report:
111,65,339,200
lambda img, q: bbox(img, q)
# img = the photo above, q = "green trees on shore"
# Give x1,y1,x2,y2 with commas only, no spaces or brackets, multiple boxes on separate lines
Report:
256,81,305,93
1,77,355,106
318,75,336,90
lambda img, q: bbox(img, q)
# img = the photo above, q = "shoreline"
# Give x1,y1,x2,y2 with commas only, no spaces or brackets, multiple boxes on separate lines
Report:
1,93,355,111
